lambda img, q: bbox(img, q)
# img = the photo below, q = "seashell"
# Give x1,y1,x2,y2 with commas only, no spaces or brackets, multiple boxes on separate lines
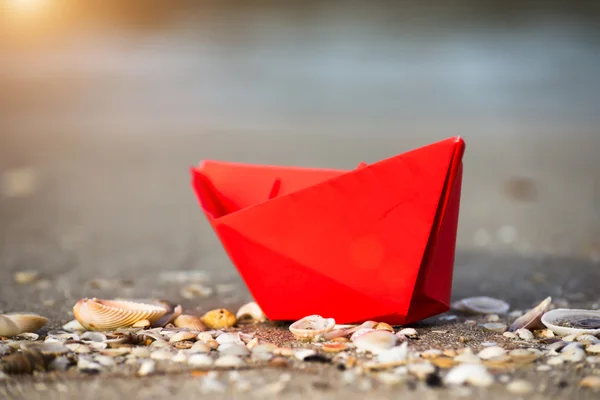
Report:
132,320,150,328
351,328,376,341
515,328,534,341
73,298,167,331
444,364,494,387
541,308,600,336
216,333,244,346
0,313,48,337
173,315,208,331
322,343,348,353
561,346,586,362
586,344,600,354
218,343,250,357
397,328,418,338
373,322,394,332
215,355,245,368
81,331,107,342
201,309,237,330
421,349,443,359
190,341,212,353
452,296,510,315
508,297,551,332
289,315,335,340
294,349,317,360
169,331,197,343
152,303,183,328
137,360,156,376
353,331,397,354
576,334,599,344
407,362,435,380
20,342,69,356
368,343,410,368
507,380,534,394
483,323,507,333
477,346,506,360
236,302,267,323
62,319,85,332
454,349,482,364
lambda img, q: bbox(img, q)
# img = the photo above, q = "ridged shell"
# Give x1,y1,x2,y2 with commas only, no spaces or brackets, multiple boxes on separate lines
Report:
173,315,208,331
73,298,167,331
541,309,600,336
509,297,551,332
0,313,48,337
289,315,335,340
452,296,510,315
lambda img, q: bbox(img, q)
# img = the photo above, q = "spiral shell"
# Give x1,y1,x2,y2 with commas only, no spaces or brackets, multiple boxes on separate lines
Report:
0,313,48,337
73,298,167,331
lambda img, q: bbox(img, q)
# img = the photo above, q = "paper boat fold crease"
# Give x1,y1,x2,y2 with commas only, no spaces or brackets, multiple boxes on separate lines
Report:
191,136,466,325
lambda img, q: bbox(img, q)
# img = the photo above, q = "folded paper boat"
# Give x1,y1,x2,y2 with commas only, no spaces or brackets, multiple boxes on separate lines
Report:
191,136,466,325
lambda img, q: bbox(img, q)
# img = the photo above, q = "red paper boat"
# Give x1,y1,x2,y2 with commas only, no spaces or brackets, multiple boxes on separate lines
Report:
191,136,465,325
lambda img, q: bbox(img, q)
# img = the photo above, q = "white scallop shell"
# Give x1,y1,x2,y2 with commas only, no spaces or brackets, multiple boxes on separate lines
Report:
0,313,48,337
73,298,168,331
452,296,510,315
541,309,600,336
289,315,335,339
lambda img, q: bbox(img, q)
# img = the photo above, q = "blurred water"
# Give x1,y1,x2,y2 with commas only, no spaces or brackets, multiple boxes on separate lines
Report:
1,1,600,136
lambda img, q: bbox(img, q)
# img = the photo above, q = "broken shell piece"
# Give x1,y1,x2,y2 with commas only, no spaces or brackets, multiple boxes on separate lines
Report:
169,331,198,343
73,298,167,331
152,302,183,328
201,309,237,330
62,319,85,332
541,309,600,336
373,322,394,332
508,297,551,332
353,331,397,354
173,315,208,331
236,302,267,322
397,328,418,338
452,296,510,315
0,313,48,337
289,315,335,340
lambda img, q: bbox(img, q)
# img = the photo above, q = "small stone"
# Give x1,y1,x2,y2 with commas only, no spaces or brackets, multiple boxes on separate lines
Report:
215,355,244,368
218,343,250,356
188,354,213,367
137,360,156,376
14,271,40,285
502,332,518,339
516,328,534,341
580,376,600,390
132,320,150,328
547,356,564,365
507,380,534,394
444,364,494,387
586,344,600,354
477,346,506,360
483,323,507,333
398,328,418,338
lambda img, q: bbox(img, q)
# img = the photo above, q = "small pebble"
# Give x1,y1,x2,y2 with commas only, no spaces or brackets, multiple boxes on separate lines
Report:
507,380,534,394
215,355,244,368
483,323,507,333
516,329,534,341
188,354,213,368
137,360,156,376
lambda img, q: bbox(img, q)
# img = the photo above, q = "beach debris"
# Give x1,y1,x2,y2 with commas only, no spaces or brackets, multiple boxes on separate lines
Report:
289,315,335,340
236,302,267,322
0,313,48,337
201,309,237,330
444,364,494,387
508,297,551,332
452,296,510,315
353,330,397,354
73,298,167,331
173,315,208,331
541,309,600,336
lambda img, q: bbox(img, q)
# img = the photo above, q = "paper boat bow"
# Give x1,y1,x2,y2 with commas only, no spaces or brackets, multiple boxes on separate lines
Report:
191,136,465,325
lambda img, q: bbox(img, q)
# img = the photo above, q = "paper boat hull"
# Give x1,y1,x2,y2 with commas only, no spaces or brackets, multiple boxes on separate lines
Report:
191,137,465,325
